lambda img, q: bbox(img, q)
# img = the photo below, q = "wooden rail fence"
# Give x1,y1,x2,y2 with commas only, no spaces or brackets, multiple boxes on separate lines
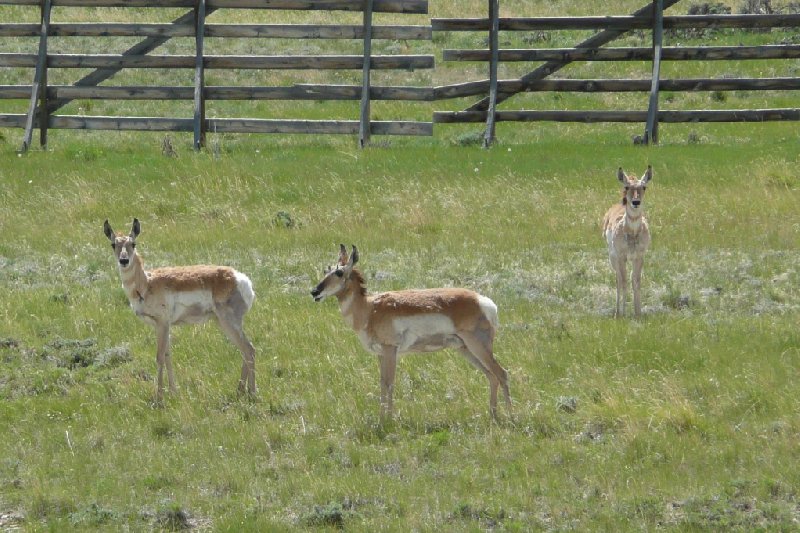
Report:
0,0,433,151
433,0,800,146
2,0,800,150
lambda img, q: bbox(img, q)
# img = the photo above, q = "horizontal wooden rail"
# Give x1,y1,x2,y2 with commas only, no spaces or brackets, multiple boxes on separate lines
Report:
433,77,800,99
433,14,800,31
6,77,796,102
0,84,434,101
0,53,435,70
0,23,432,40
443,45,800,62
434,108,800,123
0,113,432,135
0,0,428,13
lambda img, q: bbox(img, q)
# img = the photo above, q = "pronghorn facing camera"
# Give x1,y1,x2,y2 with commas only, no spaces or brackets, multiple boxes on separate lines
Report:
602,166,653,318
311,244,511,421
103,218,256,401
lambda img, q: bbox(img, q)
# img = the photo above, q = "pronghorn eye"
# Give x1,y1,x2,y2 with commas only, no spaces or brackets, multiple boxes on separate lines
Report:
111,242,116,248
335,270,344,278
131,242,136,248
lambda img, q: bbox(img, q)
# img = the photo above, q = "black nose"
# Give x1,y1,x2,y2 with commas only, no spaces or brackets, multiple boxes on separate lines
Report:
632,200,641,207
311,288,320,297
119,258,129,266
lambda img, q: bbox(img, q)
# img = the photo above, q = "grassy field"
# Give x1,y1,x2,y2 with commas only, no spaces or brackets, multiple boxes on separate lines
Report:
1,124,799,531
1,1,800,531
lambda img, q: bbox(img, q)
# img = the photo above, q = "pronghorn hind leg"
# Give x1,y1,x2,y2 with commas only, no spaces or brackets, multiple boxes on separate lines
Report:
215,305,256,395
379,345,398,421
457,331,511,419
457,346,500,419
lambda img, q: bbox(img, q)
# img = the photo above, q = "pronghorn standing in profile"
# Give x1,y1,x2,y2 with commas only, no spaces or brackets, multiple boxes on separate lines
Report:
602,165,653,318
311,245,511,421
104,218,256,401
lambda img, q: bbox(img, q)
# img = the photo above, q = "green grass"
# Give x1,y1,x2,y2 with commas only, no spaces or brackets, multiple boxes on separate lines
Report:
1,1,800,530
1,127,799,531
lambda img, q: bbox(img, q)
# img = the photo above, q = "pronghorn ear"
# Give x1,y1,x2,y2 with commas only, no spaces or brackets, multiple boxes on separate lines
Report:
617,167,627,184
338,243,348,266
103,220,115,242
130,218,141,239
641,165,653,184
350,245,359,266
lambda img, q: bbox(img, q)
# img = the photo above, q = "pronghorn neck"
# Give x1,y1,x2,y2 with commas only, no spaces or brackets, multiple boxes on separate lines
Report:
336,269,370,330
624,205,645,234
119,253,150,302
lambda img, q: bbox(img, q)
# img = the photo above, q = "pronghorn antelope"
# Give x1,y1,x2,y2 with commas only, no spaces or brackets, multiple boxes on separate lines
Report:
103,218,256,401
602,165,653,318
311,245,511,421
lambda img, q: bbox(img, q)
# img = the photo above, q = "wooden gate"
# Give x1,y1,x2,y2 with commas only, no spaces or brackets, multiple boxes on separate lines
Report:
433,0,800,146
0,0,433,152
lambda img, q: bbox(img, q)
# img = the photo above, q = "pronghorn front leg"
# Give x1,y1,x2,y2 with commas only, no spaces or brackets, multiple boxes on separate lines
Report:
379,345,398,421
632,254,644,319
154,323,172,401
614,258,627,318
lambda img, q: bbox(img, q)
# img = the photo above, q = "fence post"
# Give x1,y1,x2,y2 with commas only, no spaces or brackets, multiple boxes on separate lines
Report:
483,0,500,148
21,0,51,152
644,0,664,144
359,0,375,148
193,0,207,150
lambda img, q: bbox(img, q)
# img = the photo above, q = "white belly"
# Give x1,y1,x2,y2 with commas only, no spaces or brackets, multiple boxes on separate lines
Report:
394,314,463,354
132,290,215,326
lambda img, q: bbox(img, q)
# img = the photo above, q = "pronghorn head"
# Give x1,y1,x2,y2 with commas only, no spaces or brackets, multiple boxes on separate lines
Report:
104,218,140,270
311,244,359,302
618,165,652,211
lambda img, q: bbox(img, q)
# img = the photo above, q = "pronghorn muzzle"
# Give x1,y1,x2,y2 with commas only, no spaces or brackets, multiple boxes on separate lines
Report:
311,287,322,301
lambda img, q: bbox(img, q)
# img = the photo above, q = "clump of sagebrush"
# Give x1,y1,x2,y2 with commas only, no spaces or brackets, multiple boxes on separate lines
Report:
302,502,346,528
156,504,191,530
37,338,131,369
450,130,485,147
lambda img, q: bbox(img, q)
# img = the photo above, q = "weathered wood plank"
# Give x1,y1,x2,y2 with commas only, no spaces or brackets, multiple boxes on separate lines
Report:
33,116,431,136
444,45,800,62
194,0,207,150
21,0,51,152
644,0,664,144
0,0,428,14
0,23,431,40
49,115,194,131
434,77,800,98
483,0,499,148
434,108,800,123
0,114,26,128
1,84,436,101
209,118,432,135
0,54,434,70
432,14,800,31
359,0,374,148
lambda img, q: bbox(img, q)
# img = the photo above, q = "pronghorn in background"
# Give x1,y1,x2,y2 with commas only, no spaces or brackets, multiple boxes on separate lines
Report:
311,244,511,421
602,165,653,318
104,218,256,401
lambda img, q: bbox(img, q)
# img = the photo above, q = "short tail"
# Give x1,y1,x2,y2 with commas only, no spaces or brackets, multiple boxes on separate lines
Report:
477,295,499,330
235,271,256,311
